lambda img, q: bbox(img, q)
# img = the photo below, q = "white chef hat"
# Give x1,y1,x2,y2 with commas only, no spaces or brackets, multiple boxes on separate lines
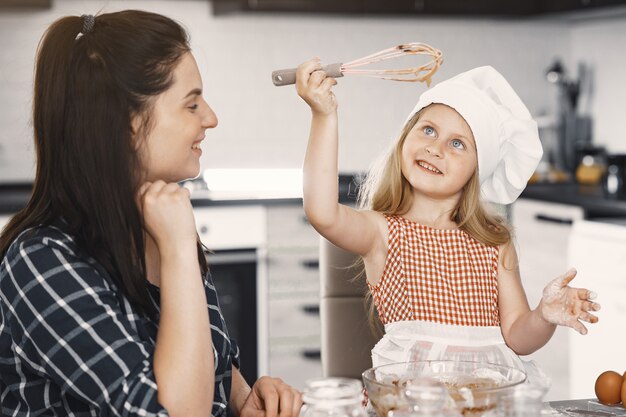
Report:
407,66,543,204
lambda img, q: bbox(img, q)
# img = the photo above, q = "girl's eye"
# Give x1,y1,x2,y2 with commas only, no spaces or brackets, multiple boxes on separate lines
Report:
451,139,466,150
423,126,435,136
188,103,199,110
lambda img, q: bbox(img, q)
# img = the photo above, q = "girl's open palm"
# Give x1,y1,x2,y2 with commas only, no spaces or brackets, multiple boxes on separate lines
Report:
296,58,338,116
539,268,600,335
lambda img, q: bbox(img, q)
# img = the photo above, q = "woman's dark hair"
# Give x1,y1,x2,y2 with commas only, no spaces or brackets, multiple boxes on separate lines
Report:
0,10,206,317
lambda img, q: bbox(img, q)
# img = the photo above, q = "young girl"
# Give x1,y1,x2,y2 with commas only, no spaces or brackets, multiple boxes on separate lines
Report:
0,11,301,417
294,60,600,371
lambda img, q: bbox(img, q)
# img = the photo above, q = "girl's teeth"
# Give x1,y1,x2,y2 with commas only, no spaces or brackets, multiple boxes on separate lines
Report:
418,161,440,173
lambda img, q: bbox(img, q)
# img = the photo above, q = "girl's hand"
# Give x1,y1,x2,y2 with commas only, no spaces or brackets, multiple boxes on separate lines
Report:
295,58,338,116
539,268,600,335
137,180,197,250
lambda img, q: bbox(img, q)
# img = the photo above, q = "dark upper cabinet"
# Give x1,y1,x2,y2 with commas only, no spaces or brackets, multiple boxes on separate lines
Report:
0,0,51,9
211,0,626,16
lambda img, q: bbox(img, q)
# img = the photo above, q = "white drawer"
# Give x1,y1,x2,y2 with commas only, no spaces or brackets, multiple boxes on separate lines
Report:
269,297,320,339
193,205,266,250
268,251,320,296
267,205,319,248
269,346,323,390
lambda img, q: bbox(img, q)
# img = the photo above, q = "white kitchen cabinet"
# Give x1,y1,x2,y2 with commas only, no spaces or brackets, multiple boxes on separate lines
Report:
567,219,626,399
511,198,584,401
267,204,322,389
0,214,11,233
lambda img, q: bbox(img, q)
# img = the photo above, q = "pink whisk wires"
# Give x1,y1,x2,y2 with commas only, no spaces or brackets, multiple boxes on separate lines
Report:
340,43,443,85
271,42,443,86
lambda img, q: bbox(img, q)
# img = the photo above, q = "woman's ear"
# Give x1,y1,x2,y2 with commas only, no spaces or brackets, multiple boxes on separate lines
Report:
130,112,141,134
130,114,144,151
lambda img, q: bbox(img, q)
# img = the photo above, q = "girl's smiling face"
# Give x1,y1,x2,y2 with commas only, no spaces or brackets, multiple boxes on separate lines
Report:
135,52,218,183
401,103,478,201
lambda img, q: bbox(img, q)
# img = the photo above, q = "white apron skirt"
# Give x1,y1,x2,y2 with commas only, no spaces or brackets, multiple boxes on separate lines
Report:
371,319,540,377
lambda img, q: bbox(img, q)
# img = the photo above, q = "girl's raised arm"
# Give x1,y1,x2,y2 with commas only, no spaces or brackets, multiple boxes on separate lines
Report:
296,59,383,257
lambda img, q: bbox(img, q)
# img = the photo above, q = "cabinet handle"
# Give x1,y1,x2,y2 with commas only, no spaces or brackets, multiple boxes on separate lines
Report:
301,260,319,269
301,349,321,360
534,214,573,225
302,304,320,315
207,250,258,264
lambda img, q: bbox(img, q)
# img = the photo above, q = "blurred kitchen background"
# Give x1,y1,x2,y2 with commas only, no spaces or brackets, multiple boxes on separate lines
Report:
1,0,626,402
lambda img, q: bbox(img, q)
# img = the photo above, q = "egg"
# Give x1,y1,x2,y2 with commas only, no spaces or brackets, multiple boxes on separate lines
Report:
621,372,626,406
595,370,623,405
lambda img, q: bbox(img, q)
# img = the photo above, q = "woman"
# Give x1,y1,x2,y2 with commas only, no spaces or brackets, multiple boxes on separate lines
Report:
0,10,301,417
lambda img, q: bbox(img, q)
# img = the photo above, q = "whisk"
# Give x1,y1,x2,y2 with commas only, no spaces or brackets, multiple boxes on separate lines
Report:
271,42,443,87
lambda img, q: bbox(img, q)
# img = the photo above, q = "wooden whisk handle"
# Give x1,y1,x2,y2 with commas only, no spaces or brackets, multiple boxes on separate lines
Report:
271,63,343,86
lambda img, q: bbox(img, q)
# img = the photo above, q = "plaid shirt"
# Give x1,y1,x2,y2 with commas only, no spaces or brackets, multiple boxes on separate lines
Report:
0,222,240,417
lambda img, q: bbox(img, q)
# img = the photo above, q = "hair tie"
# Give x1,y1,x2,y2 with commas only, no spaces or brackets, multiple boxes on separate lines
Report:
81,14,95,35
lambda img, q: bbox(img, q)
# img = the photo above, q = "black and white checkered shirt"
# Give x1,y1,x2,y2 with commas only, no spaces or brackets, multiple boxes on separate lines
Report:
0,222,240,416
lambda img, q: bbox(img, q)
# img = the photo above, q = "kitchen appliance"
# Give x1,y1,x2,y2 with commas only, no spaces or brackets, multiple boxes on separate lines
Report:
544,59,592,175
194,205,268,386
575,145,607,185
602,154,626,199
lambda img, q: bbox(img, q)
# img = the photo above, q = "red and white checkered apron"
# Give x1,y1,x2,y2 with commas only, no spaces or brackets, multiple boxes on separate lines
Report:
368,214,500,327
366,216,527,370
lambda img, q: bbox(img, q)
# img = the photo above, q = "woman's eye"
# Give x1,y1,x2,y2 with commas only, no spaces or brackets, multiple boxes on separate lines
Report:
451,139,466,150
188,103,199,110
423,126,435,136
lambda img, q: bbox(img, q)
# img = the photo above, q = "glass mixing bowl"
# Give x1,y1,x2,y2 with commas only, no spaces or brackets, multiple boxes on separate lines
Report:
362,360,526,417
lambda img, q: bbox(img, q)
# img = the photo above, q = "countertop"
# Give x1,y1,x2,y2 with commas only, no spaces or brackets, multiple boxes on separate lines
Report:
546,399,626,416
3,179,626,218
521,182,626,218
0,174,362,214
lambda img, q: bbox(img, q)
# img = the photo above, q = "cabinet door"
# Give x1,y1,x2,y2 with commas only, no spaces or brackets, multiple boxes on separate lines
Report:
511,199,583,401
567,220,626,399
512,199,584,307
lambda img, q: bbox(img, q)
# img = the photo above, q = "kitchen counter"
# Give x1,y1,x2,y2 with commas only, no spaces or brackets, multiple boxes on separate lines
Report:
3,179,626,217
547,399,626,416
0,183,33,214
0,174,361,214
521,182,626,218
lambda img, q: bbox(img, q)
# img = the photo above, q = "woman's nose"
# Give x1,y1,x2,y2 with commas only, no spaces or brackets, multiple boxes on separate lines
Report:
203,105,218,129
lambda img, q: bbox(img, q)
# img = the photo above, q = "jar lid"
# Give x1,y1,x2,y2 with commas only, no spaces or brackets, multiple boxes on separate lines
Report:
303,377,363,405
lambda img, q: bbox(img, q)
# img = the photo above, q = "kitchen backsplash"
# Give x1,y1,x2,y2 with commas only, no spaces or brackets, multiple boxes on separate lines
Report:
0,1,624,182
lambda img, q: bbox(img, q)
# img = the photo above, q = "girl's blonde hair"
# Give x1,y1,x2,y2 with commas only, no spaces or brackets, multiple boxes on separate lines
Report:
358,105,512,246
357,105,513,334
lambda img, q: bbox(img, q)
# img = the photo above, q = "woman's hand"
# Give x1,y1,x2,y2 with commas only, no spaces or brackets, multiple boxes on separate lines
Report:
239,376,302,417
539,267,600,335
296,58,338,116
137,180,197,249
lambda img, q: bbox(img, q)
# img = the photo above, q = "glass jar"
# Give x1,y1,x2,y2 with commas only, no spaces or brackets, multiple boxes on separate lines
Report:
300,378,367,417
387,378,456,417
497,383,547,417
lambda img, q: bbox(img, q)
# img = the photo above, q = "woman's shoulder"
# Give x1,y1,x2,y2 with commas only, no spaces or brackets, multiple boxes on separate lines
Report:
4,221,80,260
1,222,111,295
